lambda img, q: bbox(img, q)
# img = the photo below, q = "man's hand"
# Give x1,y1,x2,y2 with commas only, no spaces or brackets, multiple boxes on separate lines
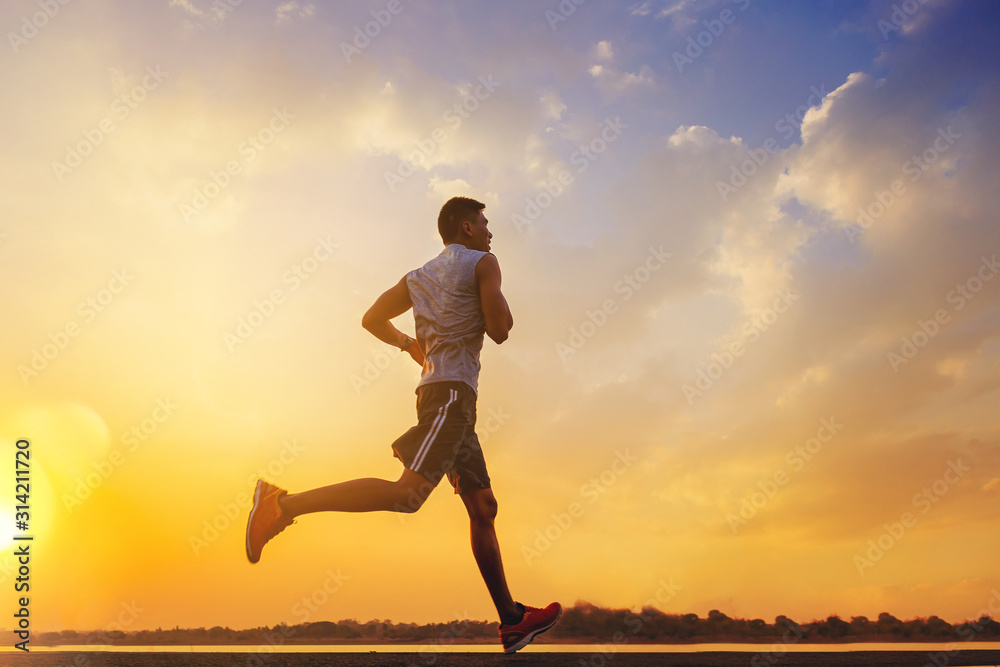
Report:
362,277,427,369
405,342,425,366
362,276,416,348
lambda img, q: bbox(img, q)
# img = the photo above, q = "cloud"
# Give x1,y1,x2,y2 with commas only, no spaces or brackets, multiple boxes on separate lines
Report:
168,0,203,17
166,0,241,24
533,9,1000,620
656,0,698,20
589,63,656,97
540,91,567,121
275,1,315,24
5,0,998,631
628,0,700,20
593,40,614,61
628,2,653,17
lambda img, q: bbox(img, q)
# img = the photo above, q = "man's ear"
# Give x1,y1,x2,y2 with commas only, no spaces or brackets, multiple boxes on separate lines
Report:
460,220,473,237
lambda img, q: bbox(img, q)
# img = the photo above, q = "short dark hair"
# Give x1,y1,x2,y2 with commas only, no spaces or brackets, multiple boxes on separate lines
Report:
437,197,485,242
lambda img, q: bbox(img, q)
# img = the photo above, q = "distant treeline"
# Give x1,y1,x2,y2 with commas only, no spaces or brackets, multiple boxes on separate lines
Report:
32,601,1000,646
548,603,1000,643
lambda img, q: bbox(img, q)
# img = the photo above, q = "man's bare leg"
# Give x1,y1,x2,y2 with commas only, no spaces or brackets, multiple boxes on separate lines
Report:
279,469,432,519
460,487,522,625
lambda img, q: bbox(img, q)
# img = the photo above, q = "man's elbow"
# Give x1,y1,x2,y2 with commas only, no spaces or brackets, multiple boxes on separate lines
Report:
361,309,377,332
487,327,509,345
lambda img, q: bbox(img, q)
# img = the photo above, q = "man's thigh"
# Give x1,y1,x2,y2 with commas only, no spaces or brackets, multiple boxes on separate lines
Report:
391,382,474,486
448,431,492,495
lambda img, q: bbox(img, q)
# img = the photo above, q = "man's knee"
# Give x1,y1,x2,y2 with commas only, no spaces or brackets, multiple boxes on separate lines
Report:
391,473,435,513
393,495,422,514
467,490,498,523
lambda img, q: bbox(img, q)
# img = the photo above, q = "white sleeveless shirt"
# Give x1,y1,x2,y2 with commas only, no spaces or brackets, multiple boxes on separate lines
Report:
406,244,489,393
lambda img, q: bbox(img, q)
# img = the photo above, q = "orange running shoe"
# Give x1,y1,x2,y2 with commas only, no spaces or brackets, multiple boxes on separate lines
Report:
499,601,562,654
245,479,294,564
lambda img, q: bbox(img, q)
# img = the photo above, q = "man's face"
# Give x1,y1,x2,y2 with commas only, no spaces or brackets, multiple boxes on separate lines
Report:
466,210,492,252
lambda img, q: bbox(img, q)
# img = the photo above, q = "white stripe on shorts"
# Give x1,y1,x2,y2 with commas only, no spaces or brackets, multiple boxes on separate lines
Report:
412,388,458,472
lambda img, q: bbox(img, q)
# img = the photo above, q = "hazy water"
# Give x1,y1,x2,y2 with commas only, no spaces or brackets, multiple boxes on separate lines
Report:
18,641,1000,653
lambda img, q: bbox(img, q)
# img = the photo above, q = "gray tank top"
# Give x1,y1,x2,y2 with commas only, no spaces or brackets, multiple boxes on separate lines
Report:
406,244,490,393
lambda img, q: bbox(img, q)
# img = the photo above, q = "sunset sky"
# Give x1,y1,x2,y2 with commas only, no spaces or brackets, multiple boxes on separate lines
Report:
2,0,1000,637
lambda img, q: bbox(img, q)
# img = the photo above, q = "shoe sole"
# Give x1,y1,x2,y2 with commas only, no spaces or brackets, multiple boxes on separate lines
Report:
504,607,562,654
246,480,265,563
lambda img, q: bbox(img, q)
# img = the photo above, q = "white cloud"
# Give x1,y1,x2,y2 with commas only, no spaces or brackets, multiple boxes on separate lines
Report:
275,1,315,24
168,0,203,16
628,0,706,23
589,63,655,97
593,40,614,61
656,0,697,19
628,2,653,17
540,91,567,121
6,0,998,629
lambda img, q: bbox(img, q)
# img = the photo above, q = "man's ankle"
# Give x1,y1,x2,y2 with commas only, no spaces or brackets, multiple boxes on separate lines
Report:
278,493,292,520
501,602,524,626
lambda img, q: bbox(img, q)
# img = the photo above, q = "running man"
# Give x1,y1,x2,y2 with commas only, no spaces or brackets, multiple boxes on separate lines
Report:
245,196,561,654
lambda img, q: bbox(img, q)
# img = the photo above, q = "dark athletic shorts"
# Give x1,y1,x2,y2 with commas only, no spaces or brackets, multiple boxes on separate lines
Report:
391,381,491,495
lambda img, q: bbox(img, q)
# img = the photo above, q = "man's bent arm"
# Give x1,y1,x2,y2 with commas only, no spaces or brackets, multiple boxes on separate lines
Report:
476,254,513,344
362,276,414,350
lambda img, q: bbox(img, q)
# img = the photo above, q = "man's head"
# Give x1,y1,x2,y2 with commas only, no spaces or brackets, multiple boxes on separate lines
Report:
438,196,492,252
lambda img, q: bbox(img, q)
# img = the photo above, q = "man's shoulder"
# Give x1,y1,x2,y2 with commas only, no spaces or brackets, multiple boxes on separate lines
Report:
448,244,490,263
422,245,493,271
473,251,499,275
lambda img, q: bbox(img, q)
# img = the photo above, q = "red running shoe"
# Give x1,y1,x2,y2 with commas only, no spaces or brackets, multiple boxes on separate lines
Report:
245,479,294,564
499,602,562,654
